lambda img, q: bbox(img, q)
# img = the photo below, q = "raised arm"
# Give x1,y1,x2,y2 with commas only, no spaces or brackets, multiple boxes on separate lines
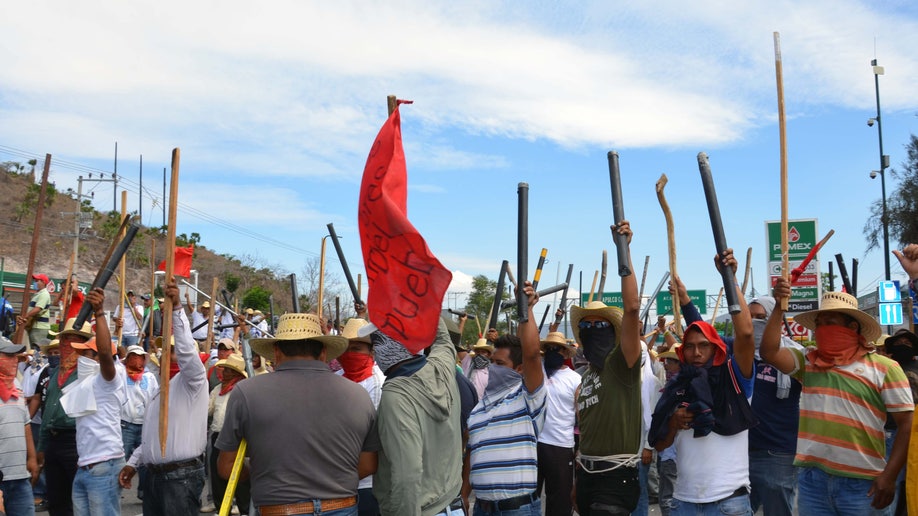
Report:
617,221,641,368
760,277,796,374
715,249,754,377
87,288,116,381
518,281,543,393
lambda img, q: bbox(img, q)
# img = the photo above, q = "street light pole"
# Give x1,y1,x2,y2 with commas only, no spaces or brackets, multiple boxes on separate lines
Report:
871,58,891,282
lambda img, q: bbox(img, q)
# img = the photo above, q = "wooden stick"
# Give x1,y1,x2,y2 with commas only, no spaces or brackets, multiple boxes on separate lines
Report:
117,191,128,347
357,273,362,303
588,270,599,303
597,250,608,297
712,287,724,324
207,277,218,351
741,247,753,295
775,32,790,311
14,154,52,345
60,250,76,323
318,236,327,321
159,148,180,458
656,174,682,337
387,95,398,116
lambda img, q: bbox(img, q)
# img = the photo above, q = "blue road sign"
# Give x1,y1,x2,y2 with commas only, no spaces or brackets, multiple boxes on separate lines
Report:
878,281,901,303
879,302,903,326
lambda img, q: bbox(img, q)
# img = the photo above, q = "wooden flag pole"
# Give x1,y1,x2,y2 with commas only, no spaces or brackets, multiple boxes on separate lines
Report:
597,250,608,298
117,191,128,347
656,174,682,337
159,148,180,457
357,274,362,303
775,32,790,310
206,277,218,351
14,154,52,346
387,95,398,116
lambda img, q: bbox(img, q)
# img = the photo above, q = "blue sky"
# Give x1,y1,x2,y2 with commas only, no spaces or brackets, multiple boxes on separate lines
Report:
2,1,918,322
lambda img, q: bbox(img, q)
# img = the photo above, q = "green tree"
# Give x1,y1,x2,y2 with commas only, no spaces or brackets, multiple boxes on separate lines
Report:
225,273,241,293
460,274,513,346
820,271,836,292
14,181,57,223
242,286,272,312
864,134,918,252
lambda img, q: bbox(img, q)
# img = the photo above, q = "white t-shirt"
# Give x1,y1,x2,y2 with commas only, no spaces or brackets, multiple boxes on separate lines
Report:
75,368,127,466
122,369,159,425
116,304,144,337
191,311,209,340
538,367,581,448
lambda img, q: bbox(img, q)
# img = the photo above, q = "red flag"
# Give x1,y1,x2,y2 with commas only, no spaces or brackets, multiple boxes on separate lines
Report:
358,107,452,353
157,244,194,278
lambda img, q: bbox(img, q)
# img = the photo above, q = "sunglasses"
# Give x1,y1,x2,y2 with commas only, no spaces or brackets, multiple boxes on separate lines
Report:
543,345,563,353
578,320,612,330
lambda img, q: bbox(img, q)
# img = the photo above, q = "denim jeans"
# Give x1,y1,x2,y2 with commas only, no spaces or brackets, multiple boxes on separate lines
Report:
656,459,677,516
631,460,650,516
72,457,124,516
473,499,541,516
121,334,139,347
141,461,206,516
671,493,752,516
749,450,797,516
797,466,896,516
121,421,147,498
1,478,36,516
30,422,47,499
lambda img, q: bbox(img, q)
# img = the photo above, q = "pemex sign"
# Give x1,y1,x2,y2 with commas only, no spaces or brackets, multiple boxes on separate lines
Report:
766,219,821,313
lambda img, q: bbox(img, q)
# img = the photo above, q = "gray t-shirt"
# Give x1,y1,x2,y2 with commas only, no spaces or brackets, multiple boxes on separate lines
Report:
216,359,379,505
0,396,31,481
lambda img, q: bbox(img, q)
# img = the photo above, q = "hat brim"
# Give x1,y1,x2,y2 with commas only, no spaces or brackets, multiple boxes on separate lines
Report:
55,329,93,340
570,303,623,345
794,307,881,343
216,360,248,378
249,334,348,363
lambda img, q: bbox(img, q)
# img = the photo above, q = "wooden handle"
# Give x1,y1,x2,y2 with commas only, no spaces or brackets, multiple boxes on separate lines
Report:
588,270,599,303
741,247,753,295
775,32,790,311
159,148,180,458
656,174,682,337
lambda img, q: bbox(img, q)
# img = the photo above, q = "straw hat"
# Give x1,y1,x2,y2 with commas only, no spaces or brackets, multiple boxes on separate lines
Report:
52,318,93,340
216,353,248,378
200,301,211,309
540,331,578,353
658,348,680,361
249,313,347,362
342,318,371,344
472,338,494,354
793,291,881,343
570,301,623,345
42,339,60,353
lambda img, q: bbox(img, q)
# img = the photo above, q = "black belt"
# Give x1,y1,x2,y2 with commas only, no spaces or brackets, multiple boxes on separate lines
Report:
580,457,637,472
721,486,749,502
48,428,76,437
476,491,538,512
147,455,204,474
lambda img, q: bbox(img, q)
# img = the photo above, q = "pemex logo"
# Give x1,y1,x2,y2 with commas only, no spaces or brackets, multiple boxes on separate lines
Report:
788,226,800,243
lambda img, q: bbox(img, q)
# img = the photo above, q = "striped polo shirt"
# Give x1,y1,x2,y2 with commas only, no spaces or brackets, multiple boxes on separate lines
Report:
791,348,914,479
468,376,546,501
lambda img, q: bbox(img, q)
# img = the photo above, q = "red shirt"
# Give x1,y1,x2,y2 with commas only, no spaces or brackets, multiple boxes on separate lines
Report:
65,289,85,321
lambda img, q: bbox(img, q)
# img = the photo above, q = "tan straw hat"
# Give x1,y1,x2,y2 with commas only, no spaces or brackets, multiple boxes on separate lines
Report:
52,318,94,339
793,291,881,343
342,318,371,344
570,301,623,345
540,331,578,352
472,337,494,353
249,313,347,362
216,353,248,378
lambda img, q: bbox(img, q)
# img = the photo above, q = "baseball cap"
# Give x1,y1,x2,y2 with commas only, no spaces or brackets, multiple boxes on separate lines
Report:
0,336,26,355
32,273,50,284
126,345,148,356
140,294,152,300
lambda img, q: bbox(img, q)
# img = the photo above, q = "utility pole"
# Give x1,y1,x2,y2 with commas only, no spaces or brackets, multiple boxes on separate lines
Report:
139,154,143,223
113,142,118,213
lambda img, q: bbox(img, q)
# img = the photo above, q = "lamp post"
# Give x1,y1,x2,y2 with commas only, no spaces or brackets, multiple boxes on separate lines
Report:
869,58,891,281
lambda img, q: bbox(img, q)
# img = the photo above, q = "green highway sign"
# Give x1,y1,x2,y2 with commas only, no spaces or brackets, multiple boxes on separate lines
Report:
656,290,707,315
581,292,624,308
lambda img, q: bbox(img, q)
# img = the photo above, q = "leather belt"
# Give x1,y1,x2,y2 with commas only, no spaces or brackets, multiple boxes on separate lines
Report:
259,496,357,515
475,491,538,512
147,455,204,474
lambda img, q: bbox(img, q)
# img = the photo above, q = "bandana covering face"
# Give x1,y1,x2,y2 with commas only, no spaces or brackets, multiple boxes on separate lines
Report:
371,331,417,375
58,341,79,387
809,325,869,368
0,355,21,402
48,355,61,368
580,325,616,371
338,351,375,383
472,354,491,370
482,364,522,407
543,349,565,377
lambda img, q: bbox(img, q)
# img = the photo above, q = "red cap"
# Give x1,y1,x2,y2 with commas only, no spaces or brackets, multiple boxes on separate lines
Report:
32,273,50,284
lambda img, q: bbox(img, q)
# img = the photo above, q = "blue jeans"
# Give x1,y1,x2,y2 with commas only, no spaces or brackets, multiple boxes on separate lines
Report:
72,457,124,516
473,499,541,516
797,467,883,515
141,461,206,516
671,493,752,516
1,478,36,516
30,422,47,499
749,450,797,516
631,460,650,516
121,421,147,497
656,459,677,516
121,334,139,347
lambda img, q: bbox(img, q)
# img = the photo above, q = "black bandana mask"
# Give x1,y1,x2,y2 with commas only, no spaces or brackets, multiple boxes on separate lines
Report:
580,325,616,371
543,349,565,377
472,354,491,370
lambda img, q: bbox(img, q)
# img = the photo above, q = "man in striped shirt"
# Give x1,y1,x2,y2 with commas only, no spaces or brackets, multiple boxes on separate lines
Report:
467,282,544,515
761,278,914,514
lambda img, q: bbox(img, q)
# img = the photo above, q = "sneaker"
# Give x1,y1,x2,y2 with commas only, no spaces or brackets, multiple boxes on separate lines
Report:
35,500,49,513
200,503,216,513
231,505,241,515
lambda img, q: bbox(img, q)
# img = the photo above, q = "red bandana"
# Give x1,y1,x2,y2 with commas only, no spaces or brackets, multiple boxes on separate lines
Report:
0,356,21,402
338,351,375,383
808,326,870,368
